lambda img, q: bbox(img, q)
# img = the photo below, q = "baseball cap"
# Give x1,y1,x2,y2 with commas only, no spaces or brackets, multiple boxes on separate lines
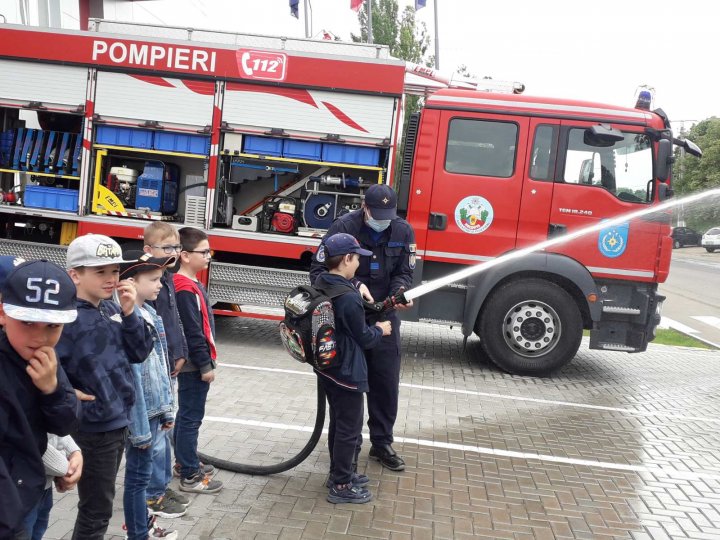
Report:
364,184,397,220
324,233,373,257
119,250,177,280
66,234,125,269
0,255,26,290
1,260,77,324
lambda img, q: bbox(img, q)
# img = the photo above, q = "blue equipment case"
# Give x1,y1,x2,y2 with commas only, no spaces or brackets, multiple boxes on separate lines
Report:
24,186,79,212
135,160,180,214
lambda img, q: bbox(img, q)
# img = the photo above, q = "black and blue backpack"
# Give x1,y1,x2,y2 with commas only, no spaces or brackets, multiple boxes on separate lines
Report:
279,284,351,370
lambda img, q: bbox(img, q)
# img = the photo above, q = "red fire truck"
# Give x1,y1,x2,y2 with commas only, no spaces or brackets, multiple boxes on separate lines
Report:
0,20,699,375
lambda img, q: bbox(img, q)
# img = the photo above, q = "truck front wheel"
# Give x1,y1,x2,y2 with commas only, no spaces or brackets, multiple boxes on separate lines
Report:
477,279,582,376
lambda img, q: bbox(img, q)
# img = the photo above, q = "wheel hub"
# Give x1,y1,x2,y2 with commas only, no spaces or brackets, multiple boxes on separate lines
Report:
503,300,561,357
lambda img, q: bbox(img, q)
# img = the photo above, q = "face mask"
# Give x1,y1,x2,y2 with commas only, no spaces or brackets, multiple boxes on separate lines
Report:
366,216,391,232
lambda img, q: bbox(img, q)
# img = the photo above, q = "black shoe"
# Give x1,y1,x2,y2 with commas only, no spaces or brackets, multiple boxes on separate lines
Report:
369,444,405,471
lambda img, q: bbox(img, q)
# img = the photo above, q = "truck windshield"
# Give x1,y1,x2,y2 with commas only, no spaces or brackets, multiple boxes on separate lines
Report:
563,129,653,203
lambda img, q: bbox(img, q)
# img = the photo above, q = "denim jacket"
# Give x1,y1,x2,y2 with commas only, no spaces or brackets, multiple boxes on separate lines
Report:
128,303,175,447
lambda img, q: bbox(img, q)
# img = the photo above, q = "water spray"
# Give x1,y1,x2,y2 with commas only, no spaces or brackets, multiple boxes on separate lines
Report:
373,188,720,307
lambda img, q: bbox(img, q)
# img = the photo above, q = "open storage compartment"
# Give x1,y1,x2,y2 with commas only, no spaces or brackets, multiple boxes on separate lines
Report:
213,132,388,238
90,132,209,225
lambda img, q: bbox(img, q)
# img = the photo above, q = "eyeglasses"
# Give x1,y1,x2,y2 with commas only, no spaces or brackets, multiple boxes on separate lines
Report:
150,244,183,255
185,249,214,258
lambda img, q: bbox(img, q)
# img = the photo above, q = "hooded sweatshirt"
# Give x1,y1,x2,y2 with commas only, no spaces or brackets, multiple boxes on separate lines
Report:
56,299,154,433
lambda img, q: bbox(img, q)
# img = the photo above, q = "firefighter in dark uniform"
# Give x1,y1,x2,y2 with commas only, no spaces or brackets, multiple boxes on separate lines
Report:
310,184,416,471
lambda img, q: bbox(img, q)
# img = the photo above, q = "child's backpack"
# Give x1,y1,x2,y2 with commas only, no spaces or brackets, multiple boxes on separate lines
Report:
279,283,352,370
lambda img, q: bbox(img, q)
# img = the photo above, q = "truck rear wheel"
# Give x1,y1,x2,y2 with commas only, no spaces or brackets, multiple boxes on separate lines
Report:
477,278,582,376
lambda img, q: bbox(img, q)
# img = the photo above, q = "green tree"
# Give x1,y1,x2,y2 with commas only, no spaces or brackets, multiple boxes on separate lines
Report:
351,0,433,184
672,117,720,231
352,0,431,66
351,0,432,116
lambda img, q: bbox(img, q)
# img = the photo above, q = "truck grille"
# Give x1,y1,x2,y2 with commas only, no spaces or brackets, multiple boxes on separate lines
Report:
0,239,68,267
208,262,309,307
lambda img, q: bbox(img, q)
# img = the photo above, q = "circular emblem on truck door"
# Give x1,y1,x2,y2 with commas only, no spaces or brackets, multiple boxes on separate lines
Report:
454,196,494,234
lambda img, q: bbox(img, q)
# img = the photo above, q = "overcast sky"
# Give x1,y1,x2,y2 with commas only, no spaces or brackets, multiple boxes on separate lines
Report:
1,0,716,130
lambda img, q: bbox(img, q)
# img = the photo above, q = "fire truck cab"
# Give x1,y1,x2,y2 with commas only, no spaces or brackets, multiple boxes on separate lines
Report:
397,90,689,374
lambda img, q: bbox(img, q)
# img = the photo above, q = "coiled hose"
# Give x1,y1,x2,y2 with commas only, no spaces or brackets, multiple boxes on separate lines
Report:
197,379,326,475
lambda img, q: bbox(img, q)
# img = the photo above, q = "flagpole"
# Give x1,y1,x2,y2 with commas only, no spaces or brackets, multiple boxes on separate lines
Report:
434,0,440,68
367,0,373,44
304,0,310,38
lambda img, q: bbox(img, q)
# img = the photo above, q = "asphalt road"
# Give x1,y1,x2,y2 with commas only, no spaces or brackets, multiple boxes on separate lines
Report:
659,246,720,347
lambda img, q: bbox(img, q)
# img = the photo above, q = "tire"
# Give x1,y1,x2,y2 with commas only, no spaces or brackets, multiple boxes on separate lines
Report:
707,248,716,253
477,278,583,376
673,240,681,249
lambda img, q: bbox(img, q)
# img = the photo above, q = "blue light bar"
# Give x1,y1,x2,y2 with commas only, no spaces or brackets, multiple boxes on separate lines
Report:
635,90,653,111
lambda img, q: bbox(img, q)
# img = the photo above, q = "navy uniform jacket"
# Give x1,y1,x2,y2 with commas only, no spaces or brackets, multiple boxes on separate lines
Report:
56,299,154,433
149,269,188,372
313,272,383,392
0,333,80,536
310,210,416,305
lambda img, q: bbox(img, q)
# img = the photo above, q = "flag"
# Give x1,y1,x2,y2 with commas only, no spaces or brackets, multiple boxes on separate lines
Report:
290,0,299,18
351,0,364,12
415,0,426,9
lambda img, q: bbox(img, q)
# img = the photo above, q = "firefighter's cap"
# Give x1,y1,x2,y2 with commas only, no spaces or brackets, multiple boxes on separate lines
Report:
364,184,397,220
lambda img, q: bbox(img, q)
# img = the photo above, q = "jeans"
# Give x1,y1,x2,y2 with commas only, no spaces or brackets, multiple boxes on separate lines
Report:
124,417,162,540
147,426,172,500
319,376,364,485
22,487,53,540
71,427,128,540
175,371,210,479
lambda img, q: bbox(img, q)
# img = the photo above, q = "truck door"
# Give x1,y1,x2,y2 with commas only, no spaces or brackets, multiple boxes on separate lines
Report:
548,121,658,279
423,111,529,263
515,119,560,247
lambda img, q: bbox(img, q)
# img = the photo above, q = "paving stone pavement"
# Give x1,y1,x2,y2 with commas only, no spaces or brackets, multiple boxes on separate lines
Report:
45,317,720,539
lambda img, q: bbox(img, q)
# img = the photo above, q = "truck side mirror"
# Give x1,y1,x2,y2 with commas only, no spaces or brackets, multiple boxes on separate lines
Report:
655,139,673,182
683,138,702,158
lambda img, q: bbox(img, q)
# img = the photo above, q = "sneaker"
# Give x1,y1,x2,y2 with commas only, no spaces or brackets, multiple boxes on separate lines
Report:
147,495,187,518
325,472,370,489
179,472,223,494
164,487,190,507
148,524,179,539
369,444,406,471
327,483,373,504
123,516,178,540
173,461,216,478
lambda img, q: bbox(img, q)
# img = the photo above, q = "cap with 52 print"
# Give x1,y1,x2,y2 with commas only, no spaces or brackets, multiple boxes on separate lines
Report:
1,260,77,324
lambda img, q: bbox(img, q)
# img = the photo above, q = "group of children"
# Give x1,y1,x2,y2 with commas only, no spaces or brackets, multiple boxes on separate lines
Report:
1,220,392,540
0,222,221,540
